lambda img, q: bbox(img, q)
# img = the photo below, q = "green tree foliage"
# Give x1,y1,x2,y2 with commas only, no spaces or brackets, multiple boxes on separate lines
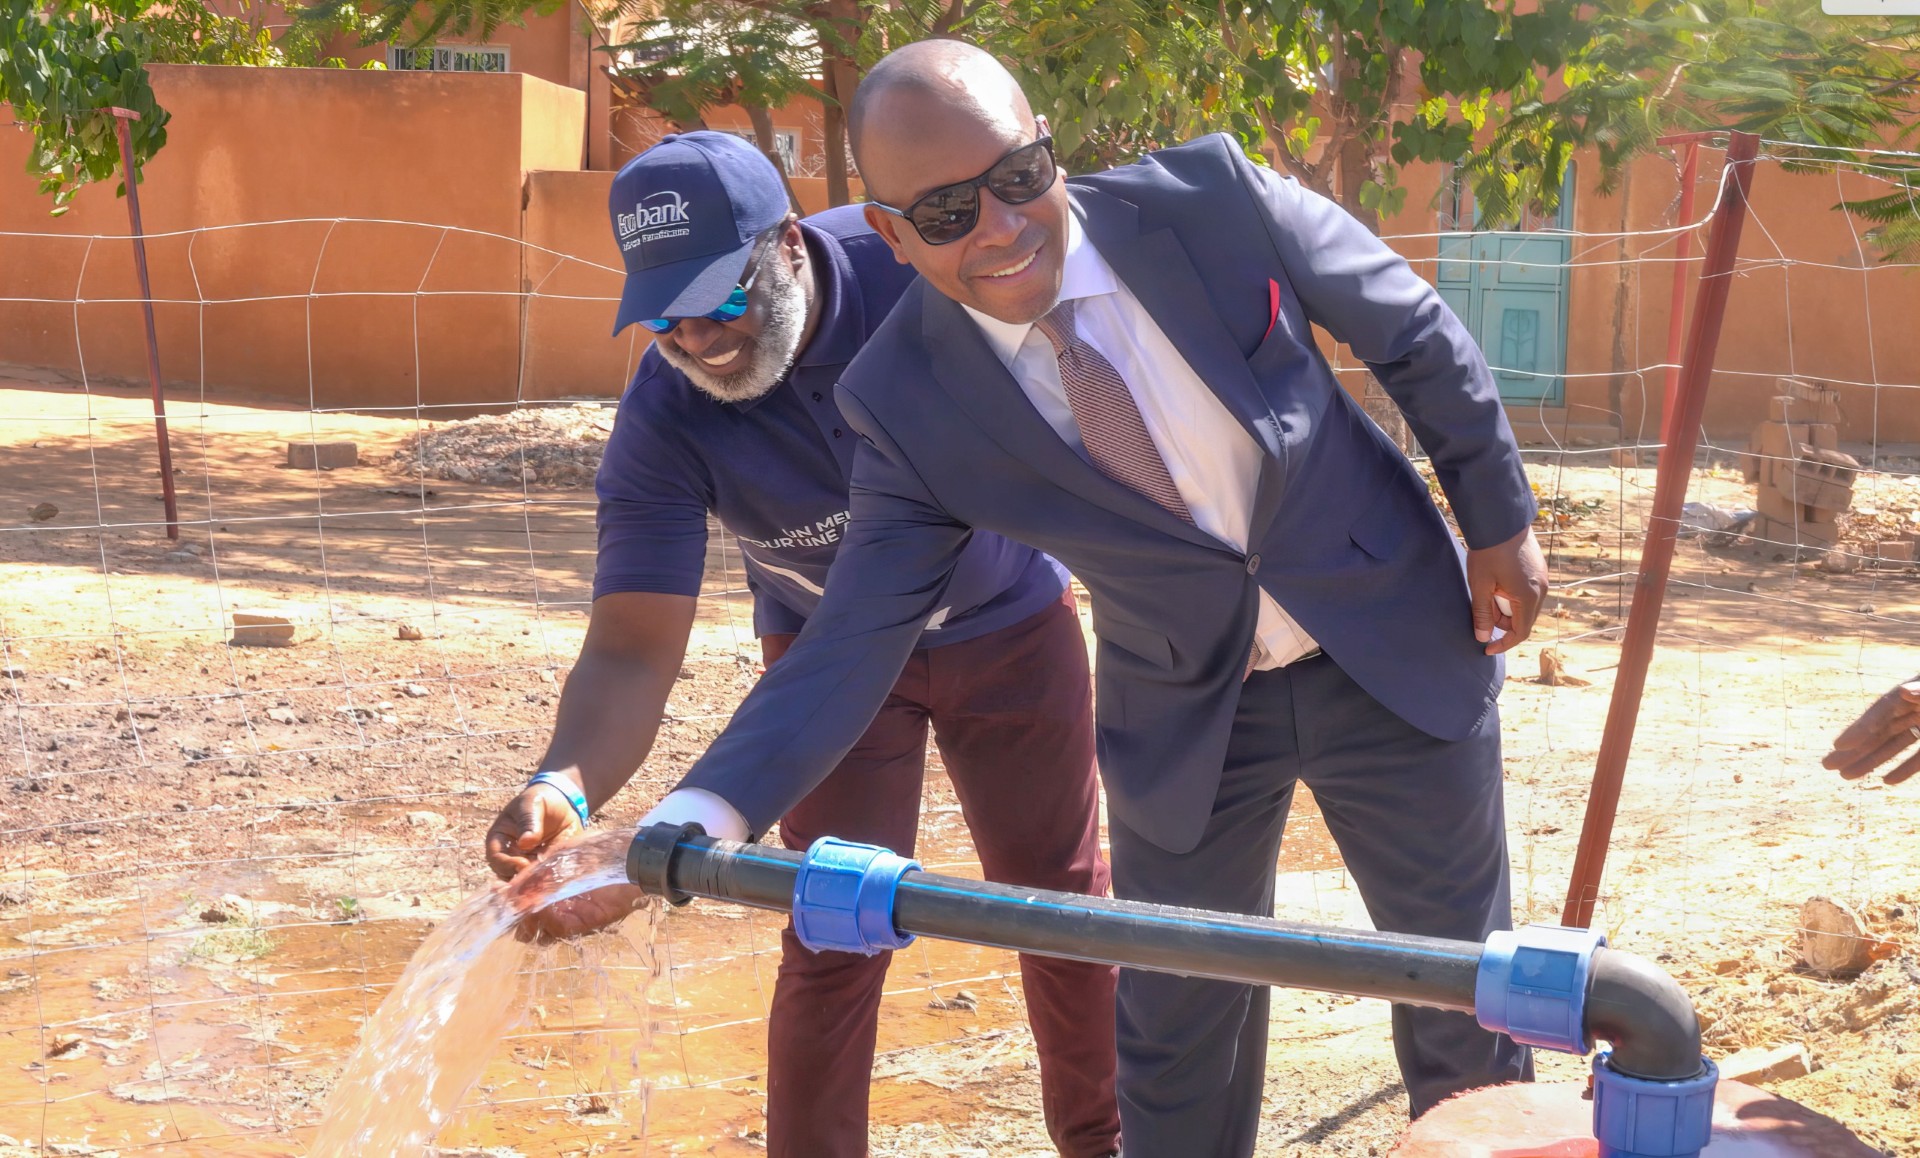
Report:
298,0,567,51
603,0,819,130
2,0,166,214
3,0,364,214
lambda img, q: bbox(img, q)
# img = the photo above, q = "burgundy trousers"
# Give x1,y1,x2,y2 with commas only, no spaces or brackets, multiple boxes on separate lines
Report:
761,594,1120,1158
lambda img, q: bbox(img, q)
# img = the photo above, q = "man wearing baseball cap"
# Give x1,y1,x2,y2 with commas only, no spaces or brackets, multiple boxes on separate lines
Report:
482,131,1121,1158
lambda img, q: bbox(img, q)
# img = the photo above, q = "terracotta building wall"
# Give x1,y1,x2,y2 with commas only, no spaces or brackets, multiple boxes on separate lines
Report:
1373,147,1920,445
0,65,586,412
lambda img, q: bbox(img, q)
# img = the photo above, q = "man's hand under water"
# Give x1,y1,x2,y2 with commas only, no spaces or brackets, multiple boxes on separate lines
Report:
510,879,651,944
486,783,649,942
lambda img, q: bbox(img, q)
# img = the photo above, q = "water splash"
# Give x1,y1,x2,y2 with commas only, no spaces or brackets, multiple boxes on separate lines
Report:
311,827,654,1156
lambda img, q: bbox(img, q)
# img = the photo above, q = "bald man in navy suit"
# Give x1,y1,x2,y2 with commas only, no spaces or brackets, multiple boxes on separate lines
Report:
640,42,1548,1154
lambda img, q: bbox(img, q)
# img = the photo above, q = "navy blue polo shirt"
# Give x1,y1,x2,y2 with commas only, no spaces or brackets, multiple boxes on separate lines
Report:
594,205,1067,643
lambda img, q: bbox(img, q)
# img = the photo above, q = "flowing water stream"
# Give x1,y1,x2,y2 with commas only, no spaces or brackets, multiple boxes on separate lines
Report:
309,827,649,1156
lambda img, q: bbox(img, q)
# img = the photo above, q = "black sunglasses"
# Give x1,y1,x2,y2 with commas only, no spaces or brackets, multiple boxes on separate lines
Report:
870,137,1057,246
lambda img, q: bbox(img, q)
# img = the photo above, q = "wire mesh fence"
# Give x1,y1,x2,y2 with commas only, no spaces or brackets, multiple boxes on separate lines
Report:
1,137,1916,1157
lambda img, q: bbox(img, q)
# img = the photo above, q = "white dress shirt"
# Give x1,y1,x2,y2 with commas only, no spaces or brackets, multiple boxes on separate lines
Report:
652,211,1324,839
962,210,1319,669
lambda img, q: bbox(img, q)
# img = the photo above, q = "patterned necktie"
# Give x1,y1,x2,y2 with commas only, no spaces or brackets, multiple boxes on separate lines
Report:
1034,299,1270,675
1033,299,1193,522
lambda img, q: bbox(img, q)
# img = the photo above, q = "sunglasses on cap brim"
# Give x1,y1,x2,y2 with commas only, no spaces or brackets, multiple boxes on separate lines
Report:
638,227,783,335
869,136,1057,247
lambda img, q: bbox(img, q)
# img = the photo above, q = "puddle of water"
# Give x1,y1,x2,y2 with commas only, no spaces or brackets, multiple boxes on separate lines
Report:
308,827,644,1156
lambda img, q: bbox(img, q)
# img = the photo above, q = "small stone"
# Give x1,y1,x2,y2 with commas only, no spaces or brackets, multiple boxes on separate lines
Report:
1799,895,1872,976
230,610,296,648
402,810,447,831
395,624,424,641
1535,648,1592,687
1719,1042,1811,1085
928,989,979,1011
54,677,80,690
402,684,430,698
0,666,24,680
266,708,299,725
164,549,200,564
1821,548,1859,574
285,442,359,470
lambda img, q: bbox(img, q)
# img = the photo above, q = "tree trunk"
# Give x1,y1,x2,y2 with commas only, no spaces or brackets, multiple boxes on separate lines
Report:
812,0,862,207
1606,161,1637,441
746,103,806,217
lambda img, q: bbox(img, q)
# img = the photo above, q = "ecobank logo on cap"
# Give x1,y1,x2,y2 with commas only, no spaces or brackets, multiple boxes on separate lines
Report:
617,191,694,252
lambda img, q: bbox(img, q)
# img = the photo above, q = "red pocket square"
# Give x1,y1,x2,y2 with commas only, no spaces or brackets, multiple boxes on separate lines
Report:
1264,278,1281,343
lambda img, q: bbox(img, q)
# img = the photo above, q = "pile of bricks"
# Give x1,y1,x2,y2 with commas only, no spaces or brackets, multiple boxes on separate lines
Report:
1740,381,1860,550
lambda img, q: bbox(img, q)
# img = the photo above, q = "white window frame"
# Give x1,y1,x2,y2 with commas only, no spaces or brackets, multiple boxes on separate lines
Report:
387,45,513,73
724,128,801,175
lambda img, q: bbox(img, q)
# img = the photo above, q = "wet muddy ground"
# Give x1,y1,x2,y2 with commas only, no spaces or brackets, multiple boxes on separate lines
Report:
1,382,1915,1156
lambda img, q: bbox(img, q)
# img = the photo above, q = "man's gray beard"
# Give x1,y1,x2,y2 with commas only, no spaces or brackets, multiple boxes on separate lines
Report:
654,255,807,404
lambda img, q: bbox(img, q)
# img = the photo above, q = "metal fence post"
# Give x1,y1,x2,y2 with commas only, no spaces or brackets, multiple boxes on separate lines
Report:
1562,131,1762,928
108,107,180,542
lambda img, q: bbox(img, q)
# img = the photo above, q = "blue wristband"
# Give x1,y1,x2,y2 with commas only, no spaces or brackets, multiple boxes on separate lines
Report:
528,772,591,826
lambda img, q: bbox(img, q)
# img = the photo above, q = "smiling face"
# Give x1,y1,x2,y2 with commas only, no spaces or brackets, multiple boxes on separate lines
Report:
860,83,1069,325
651,221,813,404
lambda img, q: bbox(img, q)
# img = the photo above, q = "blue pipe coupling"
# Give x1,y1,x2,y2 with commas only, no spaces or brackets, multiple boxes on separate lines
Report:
1592,1053,1718,1158
1473,924,1606,1054
791,836,920,955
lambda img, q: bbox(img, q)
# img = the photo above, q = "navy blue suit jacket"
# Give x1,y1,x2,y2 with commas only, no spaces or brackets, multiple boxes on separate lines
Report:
680,134,1537,853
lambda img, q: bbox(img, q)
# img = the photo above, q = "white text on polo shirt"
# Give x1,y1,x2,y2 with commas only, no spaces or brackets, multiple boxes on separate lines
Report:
740,510,850,549
617,192,692,250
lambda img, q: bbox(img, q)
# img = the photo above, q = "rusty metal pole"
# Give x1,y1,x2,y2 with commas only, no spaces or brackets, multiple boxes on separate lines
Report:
1562,132,1761,928
1656,136,1704,449
108,107,180,541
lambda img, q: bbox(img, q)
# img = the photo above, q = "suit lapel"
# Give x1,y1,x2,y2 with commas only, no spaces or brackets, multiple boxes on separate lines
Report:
920,292,1223,551
1072,187,1280,455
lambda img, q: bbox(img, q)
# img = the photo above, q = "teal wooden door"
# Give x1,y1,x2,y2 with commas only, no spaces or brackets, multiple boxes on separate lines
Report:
1434,167,1573,407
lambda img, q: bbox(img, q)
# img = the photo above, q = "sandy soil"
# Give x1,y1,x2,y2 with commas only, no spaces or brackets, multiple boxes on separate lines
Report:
1,379,1916,1157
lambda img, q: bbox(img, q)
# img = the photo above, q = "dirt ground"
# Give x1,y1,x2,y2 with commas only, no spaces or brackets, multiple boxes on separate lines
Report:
1,378,1916,1157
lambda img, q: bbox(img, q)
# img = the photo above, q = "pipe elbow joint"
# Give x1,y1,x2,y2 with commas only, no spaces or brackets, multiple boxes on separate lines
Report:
1586,947,1704,1082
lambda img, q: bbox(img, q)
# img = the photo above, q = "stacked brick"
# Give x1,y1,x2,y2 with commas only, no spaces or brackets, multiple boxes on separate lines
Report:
1739,381,1859,549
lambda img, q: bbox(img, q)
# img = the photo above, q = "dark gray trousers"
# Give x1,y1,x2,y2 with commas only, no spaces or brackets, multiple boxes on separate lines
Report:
1107,653,1532,1157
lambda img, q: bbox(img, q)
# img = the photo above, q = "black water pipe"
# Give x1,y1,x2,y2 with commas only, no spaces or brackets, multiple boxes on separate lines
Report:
625,824,1702,1081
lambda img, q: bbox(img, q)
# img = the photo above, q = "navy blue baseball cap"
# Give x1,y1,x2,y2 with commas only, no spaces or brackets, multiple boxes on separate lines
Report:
609,131,790,335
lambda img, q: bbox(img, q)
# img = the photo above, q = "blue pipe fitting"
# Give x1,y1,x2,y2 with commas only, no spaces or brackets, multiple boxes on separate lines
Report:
1592,1053,1718,1158
791,837,921,956
1473,923,1606,1054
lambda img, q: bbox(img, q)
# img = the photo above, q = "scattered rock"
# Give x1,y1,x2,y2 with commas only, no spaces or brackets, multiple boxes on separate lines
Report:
928,989,979,1012
402,683,430,698
230,610,296,648
163,548,201,564
54,677,80,690
1800,896,1872,976
0,665,24,680
395,623,425,641
266,708,299,725
1719,1042,1812,1084
27,502,58,523
46,1035,85,1059
401,811,448,831
389,403,614,488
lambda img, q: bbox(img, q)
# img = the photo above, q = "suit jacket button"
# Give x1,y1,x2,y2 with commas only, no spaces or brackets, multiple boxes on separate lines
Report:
1246,553,1262,575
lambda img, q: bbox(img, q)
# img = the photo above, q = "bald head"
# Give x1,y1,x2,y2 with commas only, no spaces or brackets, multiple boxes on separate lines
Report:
851,39,1066,325
848,40,1034,172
